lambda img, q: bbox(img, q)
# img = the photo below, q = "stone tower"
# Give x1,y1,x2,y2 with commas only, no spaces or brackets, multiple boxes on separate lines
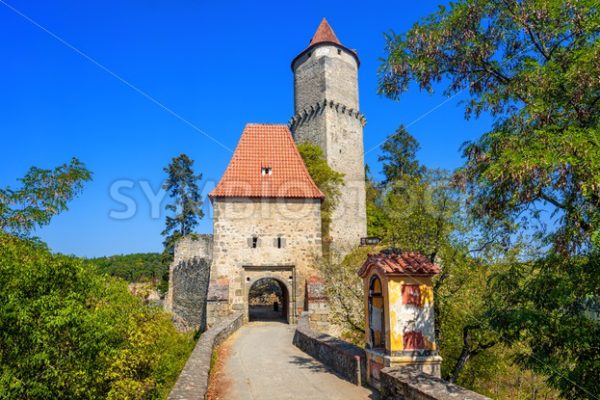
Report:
289,18,367,252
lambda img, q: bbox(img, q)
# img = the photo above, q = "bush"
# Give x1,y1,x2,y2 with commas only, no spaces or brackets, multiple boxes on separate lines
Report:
0,234,194,399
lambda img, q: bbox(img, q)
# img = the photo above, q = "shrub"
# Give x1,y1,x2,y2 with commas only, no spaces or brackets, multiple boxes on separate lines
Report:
0,234,194,399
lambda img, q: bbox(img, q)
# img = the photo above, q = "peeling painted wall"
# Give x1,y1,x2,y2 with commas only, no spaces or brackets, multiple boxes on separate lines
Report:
387,277,436,353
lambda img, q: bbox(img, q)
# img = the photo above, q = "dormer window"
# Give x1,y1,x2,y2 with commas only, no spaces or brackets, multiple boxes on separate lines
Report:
261,167,272,176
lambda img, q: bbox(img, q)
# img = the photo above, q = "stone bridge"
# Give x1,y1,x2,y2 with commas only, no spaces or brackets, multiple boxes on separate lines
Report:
210,321,376,400
168,313,490,400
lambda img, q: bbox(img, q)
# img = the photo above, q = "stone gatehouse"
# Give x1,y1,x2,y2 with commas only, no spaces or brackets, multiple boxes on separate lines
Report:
167,19,367,329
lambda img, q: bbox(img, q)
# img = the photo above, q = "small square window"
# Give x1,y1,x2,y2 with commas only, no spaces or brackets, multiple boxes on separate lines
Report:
261,167,272,176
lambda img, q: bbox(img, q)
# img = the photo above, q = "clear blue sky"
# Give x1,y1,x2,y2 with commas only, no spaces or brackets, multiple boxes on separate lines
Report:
1,0,493,257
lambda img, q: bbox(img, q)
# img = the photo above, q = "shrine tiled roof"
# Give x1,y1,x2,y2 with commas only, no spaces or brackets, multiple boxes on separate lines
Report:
358,249,441,278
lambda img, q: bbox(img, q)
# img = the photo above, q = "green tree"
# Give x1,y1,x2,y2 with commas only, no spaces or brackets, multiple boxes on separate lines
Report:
0,233,194,400
379,1,599,397
162,154,204,259
297,143,344,247
0,158,92,236
379,0,599,253
365,165,388,238
87,252,167,294
378,125,425,184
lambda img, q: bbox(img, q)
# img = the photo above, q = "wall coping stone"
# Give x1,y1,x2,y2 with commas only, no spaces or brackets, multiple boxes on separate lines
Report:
293,312,367,385
380,366,491,400
168,312,244,400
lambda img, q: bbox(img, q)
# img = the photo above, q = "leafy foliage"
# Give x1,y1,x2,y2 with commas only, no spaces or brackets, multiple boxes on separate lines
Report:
380,0,600,253
297,143,345,245
379,1,599,397
162,154,204,259
378,125,425,184
0,233,194,399
489,253,600,399
0,158,92,236
87,252,168,294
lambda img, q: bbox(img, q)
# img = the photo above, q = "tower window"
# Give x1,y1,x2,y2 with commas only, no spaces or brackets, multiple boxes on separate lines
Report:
276,237,285,249
251,236,258,248
261,167,272,176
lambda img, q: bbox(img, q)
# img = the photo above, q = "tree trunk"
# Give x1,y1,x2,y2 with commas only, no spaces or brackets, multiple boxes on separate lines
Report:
448,346,471,383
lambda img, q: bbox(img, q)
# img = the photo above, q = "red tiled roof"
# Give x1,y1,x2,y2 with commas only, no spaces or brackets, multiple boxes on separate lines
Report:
309,18,341,46
209,124,324,199
357,250,441,278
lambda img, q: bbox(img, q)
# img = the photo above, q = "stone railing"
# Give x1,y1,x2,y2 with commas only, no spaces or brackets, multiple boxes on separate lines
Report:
292,312,367,385
168,312,244,400
380,366,491,400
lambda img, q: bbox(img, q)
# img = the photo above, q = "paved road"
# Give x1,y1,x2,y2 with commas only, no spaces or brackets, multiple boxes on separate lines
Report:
213,322,377,400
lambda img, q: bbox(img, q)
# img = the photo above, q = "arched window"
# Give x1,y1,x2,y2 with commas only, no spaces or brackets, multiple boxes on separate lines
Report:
368,275,385,349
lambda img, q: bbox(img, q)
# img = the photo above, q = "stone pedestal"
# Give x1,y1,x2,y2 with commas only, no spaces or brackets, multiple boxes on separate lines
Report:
366,348,442,388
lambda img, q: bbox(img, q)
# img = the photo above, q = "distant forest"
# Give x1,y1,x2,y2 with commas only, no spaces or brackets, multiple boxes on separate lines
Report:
87,253,168,293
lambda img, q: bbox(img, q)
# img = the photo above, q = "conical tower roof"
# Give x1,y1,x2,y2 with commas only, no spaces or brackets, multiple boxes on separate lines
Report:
309,18,341,46
292,18,359,69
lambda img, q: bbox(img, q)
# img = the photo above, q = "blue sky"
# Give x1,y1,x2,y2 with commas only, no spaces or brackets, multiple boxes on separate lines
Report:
1,0,493,257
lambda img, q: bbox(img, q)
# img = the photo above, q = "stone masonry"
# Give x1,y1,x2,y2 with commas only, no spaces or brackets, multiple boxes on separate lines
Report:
208,197,322,325
165,235,213,330
290,19,367,253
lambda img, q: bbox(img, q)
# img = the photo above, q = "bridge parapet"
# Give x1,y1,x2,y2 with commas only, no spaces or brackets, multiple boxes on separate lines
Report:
168,312,243,400
380,366,490,400
293,312,367,386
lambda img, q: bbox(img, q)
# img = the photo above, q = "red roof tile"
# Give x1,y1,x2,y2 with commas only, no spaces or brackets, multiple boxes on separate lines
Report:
309,18,341,46
209,124,324,199
357,250,441,278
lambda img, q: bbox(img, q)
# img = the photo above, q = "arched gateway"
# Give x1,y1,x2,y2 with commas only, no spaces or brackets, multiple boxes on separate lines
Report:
248,276,290,322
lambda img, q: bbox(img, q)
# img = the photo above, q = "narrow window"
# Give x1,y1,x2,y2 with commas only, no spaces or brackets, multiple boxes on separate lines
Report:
368,276,385,348
251,236,258,248
277,237,282,248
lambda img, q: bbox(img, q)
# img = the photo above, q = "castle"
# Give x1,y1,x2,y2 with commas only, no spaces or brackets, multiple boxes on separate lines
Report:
166,19,367,329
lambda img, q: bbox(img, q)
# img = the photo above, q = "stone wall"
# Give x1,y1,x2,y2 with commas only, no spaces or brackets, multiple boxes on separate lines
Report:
380,366,490,400
165,235,213,331
291,42,367,252
209,197,322,324
305,276,330,332
293,312,367,386
170,258,211,331
168,312,244,400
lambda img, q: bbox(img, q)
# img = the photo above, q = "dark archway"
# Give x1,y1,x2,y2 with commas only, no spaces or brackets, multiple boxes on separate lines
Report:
248,278,289,322
368,275,385,349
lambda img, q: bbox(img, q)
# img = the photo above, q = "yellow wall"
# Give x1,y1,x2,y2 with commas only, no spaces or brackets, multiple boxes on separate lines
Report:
387,276,434,352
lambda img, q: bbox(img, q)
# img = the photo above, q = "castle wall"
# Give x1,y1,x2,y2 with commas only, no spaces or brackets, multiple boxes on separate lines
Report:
165,235,213,331
208,197,322,325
